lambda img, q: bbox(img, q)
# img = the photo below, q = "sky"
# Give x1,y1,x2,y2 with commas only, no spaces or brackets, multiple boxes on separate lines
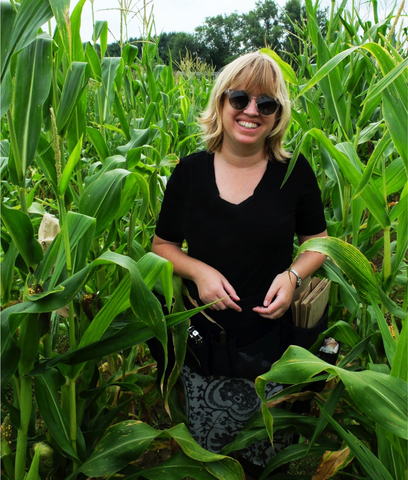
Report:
74,0,262,43
69,0,400,44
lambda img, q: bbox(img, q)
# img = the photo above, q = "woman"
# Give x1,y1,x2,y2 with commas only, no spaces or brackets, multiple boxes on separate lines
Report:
152,51,327,476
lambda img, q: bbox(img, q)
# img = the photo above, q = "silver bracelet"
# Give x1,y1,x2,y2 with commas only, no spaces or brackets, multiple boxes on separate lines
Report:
288,268,302,287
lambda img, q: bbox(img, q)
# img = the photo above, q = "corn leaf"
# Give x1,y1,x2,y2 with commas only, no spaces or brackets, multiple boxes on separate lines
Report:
257,346,408,439
1,0,53,82
0,1,15,116
260,48,297,84
361,57,408,104
1,242,19,307
0,2,16,80
86,126,110,162
11,33,53,185
96,57,122,124
368,290,397,366
317,400,395,480
259,444,328,480
391,321,408,382
361,43,408,169
296,45,359,99
376,425,407,480
383,89,408,172
56,61,90,135
296,236,378,304
36,134,58,189
354,131,391,198
66,421,243,480
30,302,217,373
1,316,21,389
1,205,43,268
93,21,108,59
307,381,346,454
49,0,71,64
70,0,86,62
78,169,130,237
34,369,80,460
115,172,150,222
85,42,102,83
125,451,217,480
47,212,95,288
114,91,131,140
58,135,83,195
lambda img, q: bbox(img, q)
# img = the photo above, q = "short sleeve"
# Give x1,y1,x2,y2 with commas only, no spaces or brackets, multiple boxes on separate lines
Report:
155,163,186,243
294,155,326,236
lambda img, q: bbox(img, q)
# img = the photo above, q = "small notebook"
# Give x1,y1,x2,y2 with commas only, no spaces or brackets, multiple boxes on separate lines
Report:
291,277,331,328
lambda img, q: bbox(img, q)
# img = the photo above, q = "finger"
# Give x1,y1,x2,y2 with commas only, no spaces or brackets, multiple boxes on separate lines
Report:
216,294,241,312
210,302,221,311
258,311,284,319
222,279,240,302
224,298,242,312
263,285,278,307
210,300,238,312
254,302,288,318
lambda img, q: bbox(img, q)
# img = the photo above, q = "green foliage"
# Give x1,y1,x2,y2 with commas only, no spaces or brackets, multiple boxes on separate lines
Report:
117,0,328,70
0,0,407,479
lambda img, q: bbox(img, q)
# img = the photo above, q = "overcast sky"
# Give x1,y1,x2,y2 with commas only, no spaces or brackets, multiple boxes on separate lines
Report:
71,0,261,42
71,0,337,43
68,0,396,44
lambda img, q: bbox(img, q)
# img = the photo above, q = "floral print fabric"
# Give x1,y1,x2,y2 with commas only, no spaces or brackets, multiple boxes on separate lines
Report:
179,364,293,467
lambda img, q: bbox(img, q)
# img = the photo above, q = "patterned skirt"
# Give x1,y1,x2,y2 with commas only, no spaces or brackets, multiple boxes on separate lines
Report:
179,364,293,468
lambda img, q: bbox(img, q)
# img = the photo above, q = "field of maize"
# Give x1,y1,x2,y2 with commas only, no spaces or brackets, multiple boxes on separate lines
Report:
1,0,407,478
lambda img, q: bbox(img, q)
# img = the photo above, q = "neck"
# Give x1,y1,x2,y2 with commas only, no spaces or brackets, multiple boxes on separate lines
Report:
218,143,267,169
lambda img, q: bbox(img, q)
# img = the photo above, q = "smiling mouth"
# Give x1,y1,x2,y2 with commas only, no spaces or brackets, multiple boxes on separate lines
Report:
237,120,259,129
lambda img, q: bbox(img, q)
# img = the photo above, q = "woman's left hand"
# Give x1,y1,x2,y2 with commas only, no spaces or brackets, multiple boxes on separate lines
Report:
253,271,297,319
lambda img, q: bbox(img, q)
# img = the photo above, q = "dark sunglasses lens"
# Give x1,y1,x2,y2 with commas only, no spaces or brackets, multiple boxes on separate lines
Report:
228,91,250,110
257,96,279,115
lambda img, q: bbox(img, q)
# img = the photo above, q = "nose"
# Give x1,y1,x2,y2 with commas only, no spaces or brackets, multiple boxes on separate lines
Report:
243,97,258,115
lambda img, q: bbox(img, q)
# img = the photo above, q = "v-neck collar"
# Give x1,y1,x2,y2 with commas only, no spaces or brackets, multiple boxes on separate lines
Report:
208,153,270,207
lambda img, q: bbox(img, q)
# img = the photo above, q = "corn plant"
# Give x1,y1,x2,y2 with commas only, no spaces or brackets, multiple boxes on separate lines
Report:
0,1,240,479
1,0,407,479
224,1,407,477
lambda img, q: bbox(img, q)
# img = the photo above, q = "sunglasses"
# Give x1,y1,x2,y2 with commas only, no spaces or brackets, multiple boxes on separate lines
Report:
225,89,280,116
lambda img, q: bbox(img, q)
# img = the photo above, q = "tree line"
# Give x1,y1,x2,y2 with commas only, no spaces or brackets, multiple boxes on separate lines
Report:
106,0,327,70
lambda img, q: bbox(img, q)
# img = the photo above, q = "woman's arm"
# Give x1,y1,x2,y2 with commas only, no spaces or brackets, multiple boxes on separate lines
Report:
253,230,327,319
152,235,242,312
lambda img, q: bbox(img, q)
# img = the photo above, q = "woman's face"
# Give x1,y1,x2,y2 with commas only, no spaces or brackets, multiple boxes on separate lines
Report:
221,84,277,154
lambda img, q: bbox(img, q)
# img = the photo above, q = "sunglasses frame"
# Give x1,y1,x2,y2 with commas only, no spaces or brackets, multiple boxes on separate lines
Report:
224,89,280,116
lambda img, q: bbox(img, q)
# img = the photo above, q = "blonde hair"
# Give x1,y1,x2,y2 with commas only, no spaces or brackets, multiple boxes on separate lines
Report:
200,51,291,162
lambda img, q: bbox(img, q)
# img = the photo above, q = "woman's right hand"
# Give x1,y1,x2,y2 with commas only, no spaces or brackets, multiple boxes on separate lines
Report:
152,234,241,312
192,264,242,312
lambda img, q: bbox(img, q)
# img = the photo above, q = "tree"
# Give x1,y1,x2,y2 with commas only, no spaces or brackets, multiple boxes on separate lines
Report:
194,13,242,69
158,32,204,65
240,0,282,52
104,0,327,69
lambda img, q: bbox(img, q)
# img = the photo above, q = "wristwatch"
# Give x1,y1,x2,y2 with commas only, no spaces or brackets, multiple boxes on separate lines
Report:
288,268,302,288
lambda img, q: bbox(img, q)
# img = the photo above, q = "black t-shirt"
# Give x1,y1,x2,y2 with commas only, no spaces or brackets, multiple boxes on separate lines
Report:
155,150,326,301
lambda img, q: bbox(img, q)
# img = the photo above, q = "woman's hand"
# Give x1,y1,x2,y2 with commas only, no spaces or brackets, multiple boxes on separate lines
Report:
254,230,328,320
193,264,242,312
152,235,241,312
253,271,296,319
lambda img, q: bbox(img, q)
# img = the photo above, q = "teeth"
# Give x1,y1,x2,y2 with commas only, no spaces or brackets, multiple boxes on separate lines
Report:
238,121,258,129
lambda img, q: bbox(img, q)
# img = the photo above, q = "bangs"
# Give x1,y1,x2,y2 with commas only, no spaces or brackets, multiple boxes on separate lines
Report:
228,58,279,98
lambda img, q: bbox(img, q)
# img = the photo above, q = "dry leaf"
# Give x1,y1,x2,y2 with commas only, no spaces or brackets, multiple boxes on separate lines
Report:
312,447,353,480
265,391,315,407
